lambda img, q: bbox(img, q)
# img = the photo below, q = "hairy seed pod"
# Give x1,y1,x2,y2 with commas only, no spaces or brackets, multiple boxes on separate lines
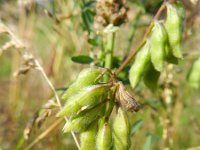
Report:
129,40,151,88
97,118,112,150
62,68,102,100
63,104,104,132
80,122,98,150
57,84,110,117
115,82,140,112
188,57,200,89
149,22,167,71
165,3,185,58
175,1,186,21
113,108,130,150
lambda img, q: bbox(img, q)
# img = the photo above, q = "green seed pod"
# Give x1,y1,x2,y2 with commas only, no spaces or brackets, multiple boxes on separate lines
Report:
57,84,110,117
164,3,185,59
144,62,160,92
149,22,167,72
62,68,102,100
188,57,200,89
63,104,104,132
165,43,178,64
80,122,98,150
97,118,112,150
175,1,186,21
113,108,130,150
129,40,151,88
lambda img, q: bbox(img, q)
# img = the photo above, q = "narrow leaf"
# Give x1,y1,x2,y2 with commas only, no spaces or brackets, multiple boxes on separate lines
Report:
131,119,143,135
71,55,93,64
142,135,152,150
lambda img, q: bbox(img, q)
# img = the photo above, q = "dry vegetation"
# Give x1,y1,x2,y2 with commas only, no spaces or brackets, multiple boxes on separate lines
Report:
0,0,200,150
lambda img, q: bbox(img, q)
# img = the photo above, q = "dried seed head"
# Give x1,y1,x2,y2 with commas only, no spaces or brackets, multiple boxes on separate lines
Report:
115,82,140,112
94,0,128,31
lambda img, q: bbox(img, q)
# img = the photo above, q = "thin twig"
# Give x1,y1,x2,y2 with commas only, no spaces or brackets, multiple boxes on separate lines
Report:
34,60,62,107
34,60,81,150
25,118,63,150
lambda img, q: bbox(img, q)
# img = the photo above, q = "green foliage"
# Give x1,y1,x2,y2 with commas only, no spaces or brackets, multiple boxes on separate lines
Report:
71,55,94,64
2,0,200,150
131,119,143,136
142,135,152,150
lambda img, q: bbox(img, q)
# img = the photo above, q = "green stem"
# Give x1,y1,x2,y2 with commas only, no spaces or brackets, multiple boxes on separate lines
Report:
100,32,115,117
103,32,115,81
105,33,115,69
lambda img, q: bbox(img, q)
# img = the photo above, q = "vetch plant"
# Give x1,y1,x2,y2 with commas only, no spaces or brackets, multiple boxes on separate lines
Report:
1,0,196,149
44,0,189,149
56,0,187,149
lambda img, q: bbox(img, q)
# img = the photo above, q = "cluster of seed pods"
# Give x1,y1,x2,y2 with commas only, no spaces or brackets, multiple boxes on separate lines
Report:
58,68,139,150
129,2,185,89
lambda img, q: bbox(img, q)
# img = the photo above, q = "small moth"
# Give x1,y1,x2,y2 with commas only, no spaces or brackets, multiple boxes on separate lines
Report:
115,82,140,112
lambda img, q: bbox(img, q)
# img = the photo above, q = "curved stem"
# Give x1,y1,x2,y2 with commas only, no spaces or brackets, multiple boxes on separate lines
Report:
115,3,167,75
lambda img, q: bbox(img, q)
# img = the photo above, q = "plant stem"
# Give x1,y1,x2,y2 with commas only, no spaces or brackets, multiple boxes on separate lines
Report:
104,32,115,70
115,3,167,75
103,32,115,82
25,118,63,150
34,60,81,150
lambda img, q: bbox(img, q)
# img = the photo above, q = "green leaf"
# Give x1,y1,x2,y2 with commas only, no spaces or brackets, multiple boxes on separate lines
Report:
88,38,98,46
71,55,93,64
142,135,152,150
131,119,143,135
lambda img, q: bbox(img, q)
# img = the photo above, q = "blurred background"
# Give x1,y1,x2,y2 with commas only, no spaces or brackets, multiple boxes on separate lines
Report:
0,0,200,149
